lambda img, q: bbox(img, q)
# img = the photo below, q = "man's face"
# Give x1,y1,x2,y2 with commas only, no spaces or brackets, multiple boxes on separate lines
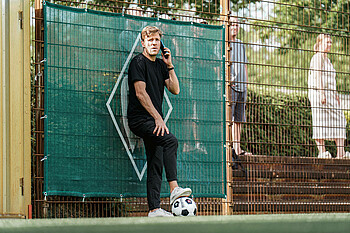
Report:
230,19,239,37
141,33,161,56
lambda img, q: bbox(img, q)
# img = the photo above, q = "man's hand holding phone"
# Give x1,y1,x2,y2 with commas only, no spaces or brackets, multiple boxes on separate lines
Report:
160,41,170,59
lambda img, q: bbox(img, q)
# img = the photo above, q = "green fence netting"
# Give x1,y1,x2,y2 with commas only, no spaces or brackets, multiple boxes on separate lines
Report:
43,2,225,198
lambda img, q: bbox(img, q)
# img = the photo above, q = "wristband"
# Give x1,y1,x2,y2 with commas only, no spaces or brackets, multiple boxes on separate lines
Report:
168,67,174,71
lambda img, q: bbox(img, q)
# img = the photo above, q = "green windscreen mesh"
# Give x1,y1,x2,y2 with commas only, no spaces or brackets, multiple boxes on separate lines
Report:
43,2,225,198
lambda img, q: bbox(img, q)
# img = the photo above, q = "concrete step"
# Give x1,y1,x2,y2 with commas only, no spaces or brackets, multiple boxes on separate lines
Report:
231,181,350,195
230,155,350,213
231,201,350,213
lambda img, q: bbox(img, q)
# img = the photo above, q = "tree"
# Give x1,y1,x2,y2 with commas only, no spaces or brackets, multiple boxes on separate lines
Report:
45,0,260,19
254,0,349,51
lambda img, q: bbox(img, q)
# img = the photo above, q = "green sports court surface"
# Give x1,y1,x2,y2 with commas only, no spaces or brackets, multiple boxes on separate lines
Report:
1,213,349,233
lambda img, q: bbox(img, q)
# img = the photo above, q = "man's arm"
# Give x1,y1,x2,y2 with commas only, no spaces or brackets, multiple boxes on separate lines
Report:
165,69,180,95
162,47,180,95
134,81,169,136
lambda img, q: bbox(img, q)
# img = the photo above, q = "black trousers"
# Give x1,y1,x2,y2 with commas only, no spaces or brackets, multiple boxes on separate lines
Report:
129,120,178,210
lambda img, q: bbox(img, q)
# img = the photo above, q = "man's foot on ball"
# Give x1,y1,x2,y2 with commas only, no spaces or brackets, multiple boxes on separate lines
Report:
170,187,192,205
148,208,174,217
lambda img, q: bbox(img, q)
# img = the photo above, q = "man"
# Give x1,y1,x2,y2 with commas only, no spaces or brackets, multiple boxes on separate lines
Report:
127,26,191,217
230,17,251,156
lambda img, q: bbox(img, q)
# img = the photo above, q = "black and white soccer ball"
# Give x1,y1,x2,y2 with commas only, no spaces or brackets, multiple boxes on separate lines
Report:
171,197,197,216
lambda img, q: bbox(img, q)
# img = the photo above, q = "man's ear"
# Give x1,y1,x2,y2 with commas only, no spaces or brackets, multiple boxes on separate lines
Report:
141,39,145,48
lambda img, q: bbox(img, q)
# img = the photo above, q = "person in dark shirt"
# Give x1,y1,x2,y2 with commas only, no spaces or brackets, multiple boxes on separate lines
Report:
127,26,192,217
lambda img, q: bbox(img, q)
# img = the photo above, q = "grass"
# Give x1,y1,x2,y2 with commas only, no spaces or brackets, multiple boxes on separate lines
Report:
1,213,349,233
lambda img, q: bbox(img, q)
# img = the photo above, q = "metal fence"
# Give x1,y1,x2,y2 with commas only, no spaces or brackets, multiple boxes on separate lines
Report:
32,0,350,217
227,0,350,214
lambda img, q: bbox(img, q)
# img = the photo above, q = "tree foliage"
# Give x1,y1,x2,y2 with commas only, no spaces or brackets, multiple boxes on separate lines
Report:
243,89,350,157
254,0,349,51
136,0,260,18
46,0,260,19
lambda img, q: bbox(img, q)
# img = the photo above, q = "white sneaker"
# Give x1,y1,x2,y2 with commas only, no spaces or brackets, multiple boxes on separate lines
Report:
318,151,332,159
148,208,174,217
336,152,350,159
170,187,192,205
343,152,350,159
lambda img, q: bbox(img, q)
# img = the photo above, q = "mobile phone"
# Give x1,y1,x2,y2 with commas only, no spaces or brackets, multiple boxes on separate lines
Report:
160,41,169,59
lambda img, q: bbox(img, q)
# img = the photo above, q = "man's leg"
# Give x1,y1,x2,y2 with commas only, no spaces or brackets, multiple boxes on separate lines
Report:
231,90,250,155
232,122,242,154
169,180,178,192
130,120,190,208
129,121,164,212
161,133,178,184
144,138,163,211
144,140,174,217
150,131,191,204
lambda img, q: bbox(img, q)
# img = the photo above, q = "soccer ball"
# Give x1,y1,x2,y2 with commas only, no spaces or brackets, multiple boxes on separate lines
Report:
171,197,197,216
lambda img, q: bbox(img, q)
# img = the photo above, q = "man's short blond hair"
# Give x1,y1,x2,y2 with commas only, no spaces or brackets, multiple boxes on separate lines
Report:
141,26,163,41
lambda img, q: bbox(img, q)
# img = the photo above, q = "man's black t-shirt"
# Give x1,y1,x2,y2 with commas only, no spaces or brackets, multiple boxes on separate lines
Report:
127,53,169,126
